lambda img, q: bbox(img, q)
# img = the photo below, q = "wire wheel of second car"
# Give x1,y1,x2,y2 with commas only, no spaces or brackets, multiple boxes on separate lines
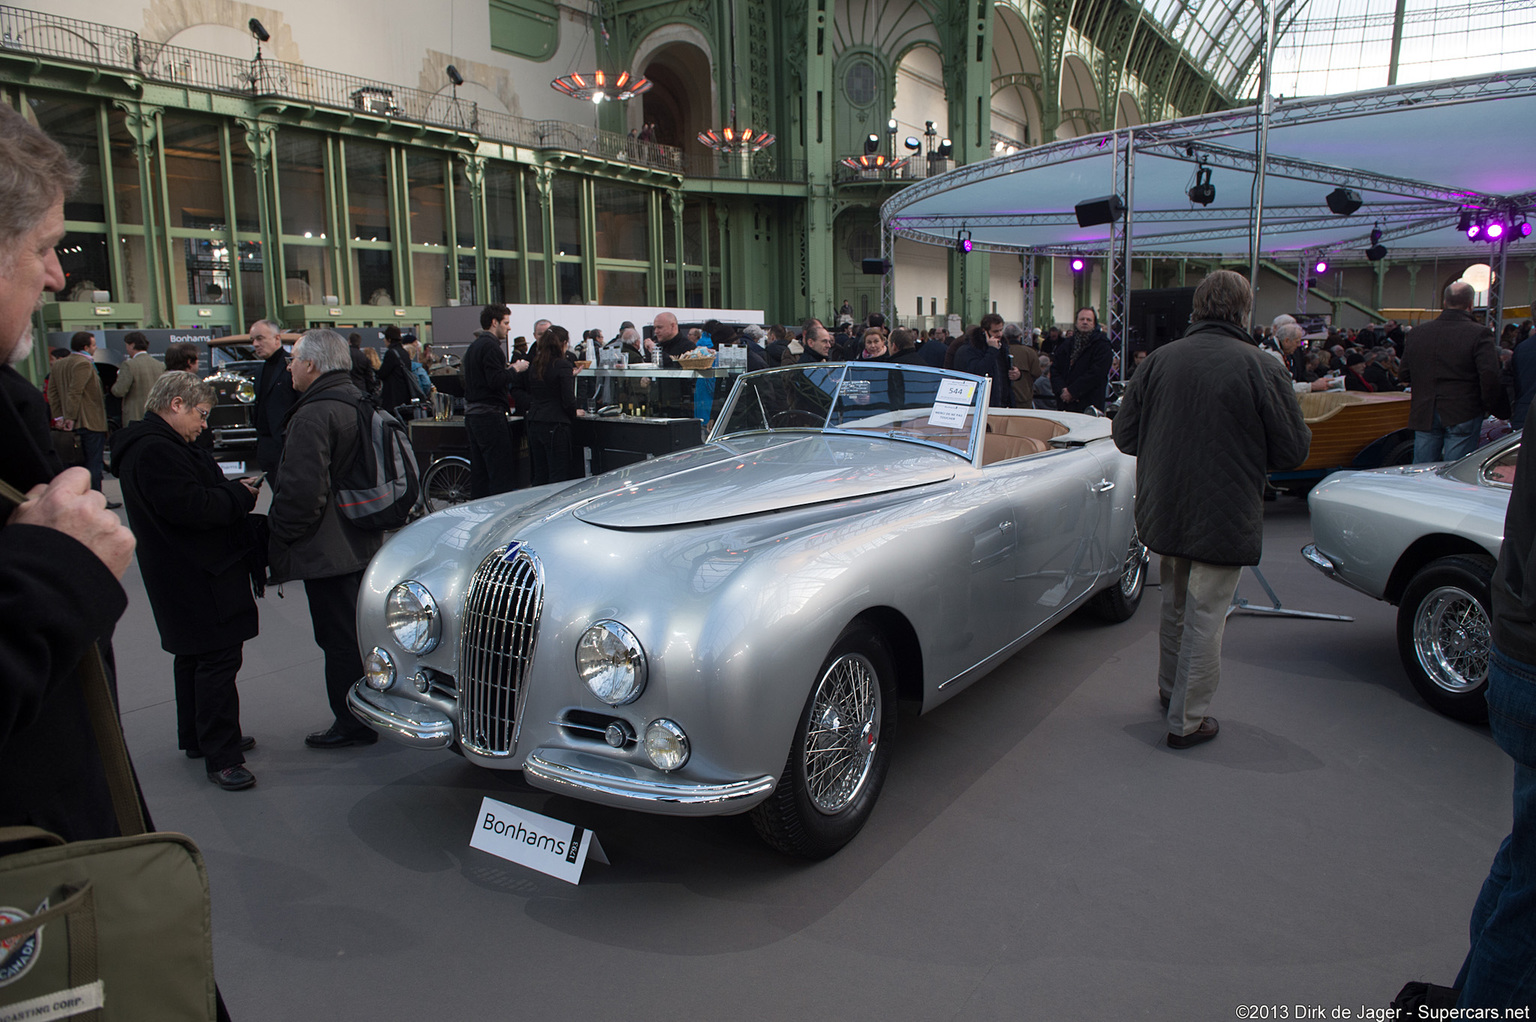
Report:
421,456,472,513
804,652,881,815
1413,586,1490,694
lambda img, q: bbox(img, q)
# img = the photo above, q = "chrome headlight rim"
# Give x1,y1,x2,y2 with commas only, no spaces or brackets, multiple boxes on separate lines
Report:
386,580,441,654
644,718,690,772
363,646,396,691
575,619,647,707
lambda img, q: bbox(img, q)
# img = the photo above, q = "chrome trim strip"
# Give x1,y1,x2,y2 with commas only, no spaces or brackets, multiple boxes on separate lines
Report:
347,684,454,749
523,751,776,815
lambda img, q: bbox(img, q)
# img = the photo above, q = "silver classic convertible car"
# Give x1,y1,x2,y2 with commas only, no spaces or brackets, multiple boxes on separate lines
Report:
349,363,1146,857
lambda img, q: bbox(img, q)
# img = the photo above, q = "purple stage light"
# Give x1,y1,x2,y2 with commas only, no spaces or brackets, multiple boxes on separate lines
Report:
1487,222,1506,240
1519,222,1534,238
1070,257,1085,272
960,237,973,253
1314,259,1328,274
1468,222,1484,241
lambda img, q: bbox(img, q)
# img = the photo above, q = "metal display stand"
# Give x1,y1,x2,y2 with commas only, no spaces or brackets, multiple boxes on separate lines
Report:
1227,565,1352,622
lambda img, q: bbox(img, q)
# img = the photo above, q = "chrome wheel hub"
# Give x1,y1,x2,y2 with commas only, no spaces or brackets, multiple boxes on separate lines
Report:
803,653,881,815
1413,586,1490,694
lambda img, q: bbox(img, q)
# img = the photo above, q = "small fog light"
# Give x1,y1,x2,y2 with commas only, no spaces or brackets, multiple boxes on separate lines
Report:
603,721,632,748
364,647,396,691
643,719,689,771
412,671,430,694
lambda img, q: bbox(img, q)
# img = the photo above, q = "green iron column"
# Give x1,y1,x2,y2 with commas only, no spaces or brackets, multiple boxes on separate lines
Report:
117,102,166,326
803,0,836,323
945,0,993,325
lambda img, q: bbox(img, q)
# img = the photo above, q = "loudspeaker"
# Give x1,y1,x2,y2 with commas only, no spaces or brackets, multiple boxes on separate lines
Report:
1075,194,1125,227
1127,287,1196,352
861,258,892,275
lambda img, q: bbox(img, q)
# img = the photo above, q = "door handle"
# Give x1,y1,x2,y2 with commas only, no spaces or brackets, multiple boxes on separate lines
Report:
1092,479,1115,493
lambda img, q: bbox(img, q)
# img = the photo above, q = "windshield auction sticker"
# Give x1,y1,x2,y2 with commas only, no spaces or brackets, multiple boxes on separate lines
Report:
928,402,971,429
936,379,977,404
469,797,607,885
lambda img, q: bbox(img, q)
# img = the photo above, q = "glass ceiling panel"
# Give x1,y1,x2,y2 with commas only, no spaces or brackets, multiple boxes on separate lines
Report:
1236,0,1536,97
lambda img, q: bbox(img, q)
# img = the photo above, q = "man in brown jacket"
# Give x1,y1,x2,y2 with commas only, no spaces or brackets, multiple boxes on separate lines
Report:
110,330,165,424
49,330,112,500
1399,281,1500,463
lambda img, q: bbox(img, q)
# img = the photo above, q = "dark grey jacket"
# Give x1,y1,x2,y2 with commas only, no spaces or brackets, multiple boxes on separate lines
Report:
1492,429,1536,663
1112,320,1311,566
268,371,384,583
1398,309,1500,429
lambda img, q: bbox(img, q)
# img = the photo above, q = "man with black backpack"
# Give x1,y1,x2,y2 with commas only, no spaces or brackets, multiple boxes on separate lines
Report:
268,329,386,750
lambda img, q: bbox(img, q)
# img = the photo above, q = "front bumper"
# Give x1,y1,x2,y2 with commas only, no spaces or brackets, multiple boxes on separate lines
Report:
347,683,454,749
523,748,776,817
1301,543,1376,598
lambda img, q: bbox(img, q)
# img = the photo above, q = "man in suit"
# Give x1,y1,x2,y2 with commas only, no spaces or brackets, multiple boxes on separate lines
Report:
1399,281,1501,463
49,330,113,501
111,330,165,424
250,318,296,488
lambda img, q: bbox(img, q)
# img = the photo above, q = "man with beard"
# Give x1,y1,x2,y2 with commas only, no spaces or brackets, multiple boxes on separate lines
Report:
1050,307,1113,413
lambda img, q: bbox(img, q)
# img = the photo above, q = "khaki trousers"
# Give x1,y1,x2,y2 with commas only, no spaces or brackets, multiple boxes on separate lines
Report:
1158,556,1243,736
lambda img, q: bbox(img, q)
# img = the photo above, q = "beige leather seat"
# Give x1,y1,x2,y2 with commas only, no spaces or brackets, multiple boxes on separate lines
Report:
982,432,1049,465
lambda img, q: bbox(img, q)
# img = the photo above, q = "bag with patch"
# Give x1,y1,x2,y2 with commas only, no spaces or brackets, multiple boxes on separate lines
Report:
0,512,217,1022
312,392,421,531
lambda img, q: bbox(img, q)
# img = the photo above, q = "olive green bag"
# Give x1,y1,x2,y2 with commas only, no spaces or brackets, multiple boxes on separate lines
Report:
0,479,216,1022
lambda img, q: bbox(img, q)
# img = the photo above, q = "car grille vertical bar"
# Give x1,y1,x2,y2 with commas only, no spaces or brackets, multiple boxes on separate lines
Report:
457,546,543,757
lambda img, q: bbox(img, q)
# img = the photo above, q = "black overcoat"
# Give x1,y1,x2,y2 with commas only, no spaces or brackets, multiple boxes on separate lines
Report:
110,413,259,654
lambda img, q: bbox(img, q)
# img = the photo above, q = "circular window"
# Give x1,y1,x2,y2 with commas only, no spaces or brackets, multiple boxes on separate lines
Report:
845,225,878,264
845,60,877,107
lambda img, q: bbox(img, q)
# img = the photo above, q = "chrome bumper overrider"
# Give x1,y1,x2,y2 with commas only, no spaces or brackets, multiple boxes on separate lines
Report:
347,684,454,749
1301,543,1375,598
523,749,776,816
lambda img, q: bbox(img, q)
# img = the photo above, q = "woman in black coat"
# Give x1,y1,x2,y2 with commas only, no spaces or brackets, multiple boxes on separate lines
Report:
376,325,416,416
526,325,585,485
109,371,260,791
952,325,1012,407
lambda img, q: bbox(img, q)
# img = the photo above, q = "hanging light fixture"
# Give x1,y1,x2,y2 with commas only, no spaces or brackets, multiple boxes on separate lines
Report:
697,0,776,152
550,69,651,104
839,153,902,170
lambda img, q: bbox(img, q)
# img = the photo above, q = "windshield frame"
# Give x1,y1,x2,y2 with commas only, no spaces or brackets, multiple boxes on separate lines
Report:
708,362,991,461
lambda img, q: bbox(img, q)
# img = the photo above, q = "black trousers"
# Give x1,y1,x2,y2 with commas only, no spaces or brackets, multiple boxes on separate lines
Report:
303,571,371,738
465,412,517,498
78,428,105,490
528,420,578,485
172,644,245,772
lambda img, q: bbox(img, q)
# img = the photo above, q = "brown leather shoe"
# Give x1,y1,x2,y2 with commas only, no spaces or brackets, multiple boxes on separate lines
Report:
1167,717,1218,749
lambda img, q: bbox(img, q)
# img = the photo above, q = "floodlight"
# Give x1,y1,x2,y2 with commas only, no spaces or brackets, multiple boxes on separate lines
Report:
446,65,464,86
248,18,270,42
864,133,880,155
1457,211,1474,233
1468,220,1485,241
1487,221,1506,240
1325,187,1362,216
1187,165,1215,206
1070,257,1085,273
937,138,953,159
1314,259,1329,274
957,229,973,254
1518,221,1533,238
1366,244,1388,261
887,118,898,133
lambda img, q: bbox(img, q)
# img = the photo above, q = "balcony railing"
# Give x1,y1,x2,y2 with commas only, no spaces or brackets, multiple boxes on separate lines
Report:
0,3,807,184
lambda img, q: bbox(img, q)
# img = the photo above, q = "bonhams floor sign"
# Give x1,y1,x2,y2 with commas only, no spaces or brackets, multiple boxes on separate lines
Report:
469,797,608,884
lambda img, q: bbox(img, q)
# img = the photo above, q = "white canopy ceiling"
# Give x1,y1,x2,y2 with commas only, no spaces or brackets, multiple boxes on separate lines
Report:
882,68,1536,264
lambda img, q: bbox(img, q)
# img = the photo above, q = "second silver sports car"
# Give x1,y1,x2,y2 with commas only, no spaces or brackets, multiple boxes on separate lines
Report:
1304,431,1519,722
348,363,1147,857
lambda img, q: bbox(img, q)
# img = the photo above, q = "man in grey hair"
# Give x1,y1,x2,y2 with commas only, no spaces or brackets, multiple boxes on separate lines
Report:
1399,280,1500,463
268,329,384,749
1113,270,1311,749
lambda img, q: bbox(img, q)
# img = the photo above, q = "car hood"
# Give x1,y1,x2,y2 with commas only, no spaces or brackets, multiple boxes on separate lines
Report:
568,433,961,528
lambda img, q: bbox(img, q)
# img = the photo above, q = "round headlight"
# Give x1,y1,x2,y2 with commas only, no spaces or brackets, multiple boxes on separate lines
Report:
644,719,689,771
235,379,255,403
386,581,440,654
363,647,396,691
575,620,647,706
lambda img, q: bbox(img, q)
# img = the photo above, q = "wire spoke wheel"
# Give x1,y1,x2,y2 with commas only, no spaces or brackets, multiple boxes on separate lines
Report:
423,457,472,513
803,653,881,815
1413,585,1490,694
1120,531,1148,599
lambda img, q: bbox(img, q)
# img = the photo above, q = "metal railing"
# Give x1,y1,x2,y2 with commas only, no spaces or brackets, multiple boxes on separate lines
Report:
0,4,814,183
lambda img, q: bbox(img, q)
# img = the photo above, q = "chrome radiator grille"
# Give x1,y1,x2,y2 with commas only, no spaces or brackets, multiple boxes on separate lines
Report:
457,545,543,756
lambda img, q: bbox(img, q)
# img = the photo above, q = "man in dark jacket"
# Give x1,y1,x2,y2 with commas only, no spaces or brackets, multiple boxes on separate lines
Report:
462,304,528,498
0,101,140,842
1113,270,1311,749
269,329,386,749
112,371,259,790
1434,421,1536,1008
251,318,296,488
1050,306,1113,413
1399,282,1500,462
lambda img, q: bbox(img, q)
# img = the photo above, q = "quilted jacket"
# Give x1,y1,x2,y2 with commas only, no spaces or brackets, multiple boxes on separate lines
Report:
1112,320,1311,566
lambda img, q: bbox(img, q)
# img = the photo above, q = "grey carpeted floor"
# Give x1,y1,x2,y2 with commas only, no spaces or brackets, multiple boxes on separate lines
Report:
102,482,1507,1021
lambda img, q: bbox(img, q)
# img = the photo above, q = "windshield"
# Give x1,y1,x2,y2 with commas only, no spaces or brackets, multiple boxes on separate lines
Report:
710,363,987,460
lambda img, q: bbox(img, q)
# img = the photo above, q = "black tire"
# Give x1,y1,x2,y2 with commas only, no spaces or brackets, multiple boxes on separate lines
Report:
1383,438,1416,466
421,456,472,513
1395,555,1493,723
1088,528,1147,622
749,625,897,858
